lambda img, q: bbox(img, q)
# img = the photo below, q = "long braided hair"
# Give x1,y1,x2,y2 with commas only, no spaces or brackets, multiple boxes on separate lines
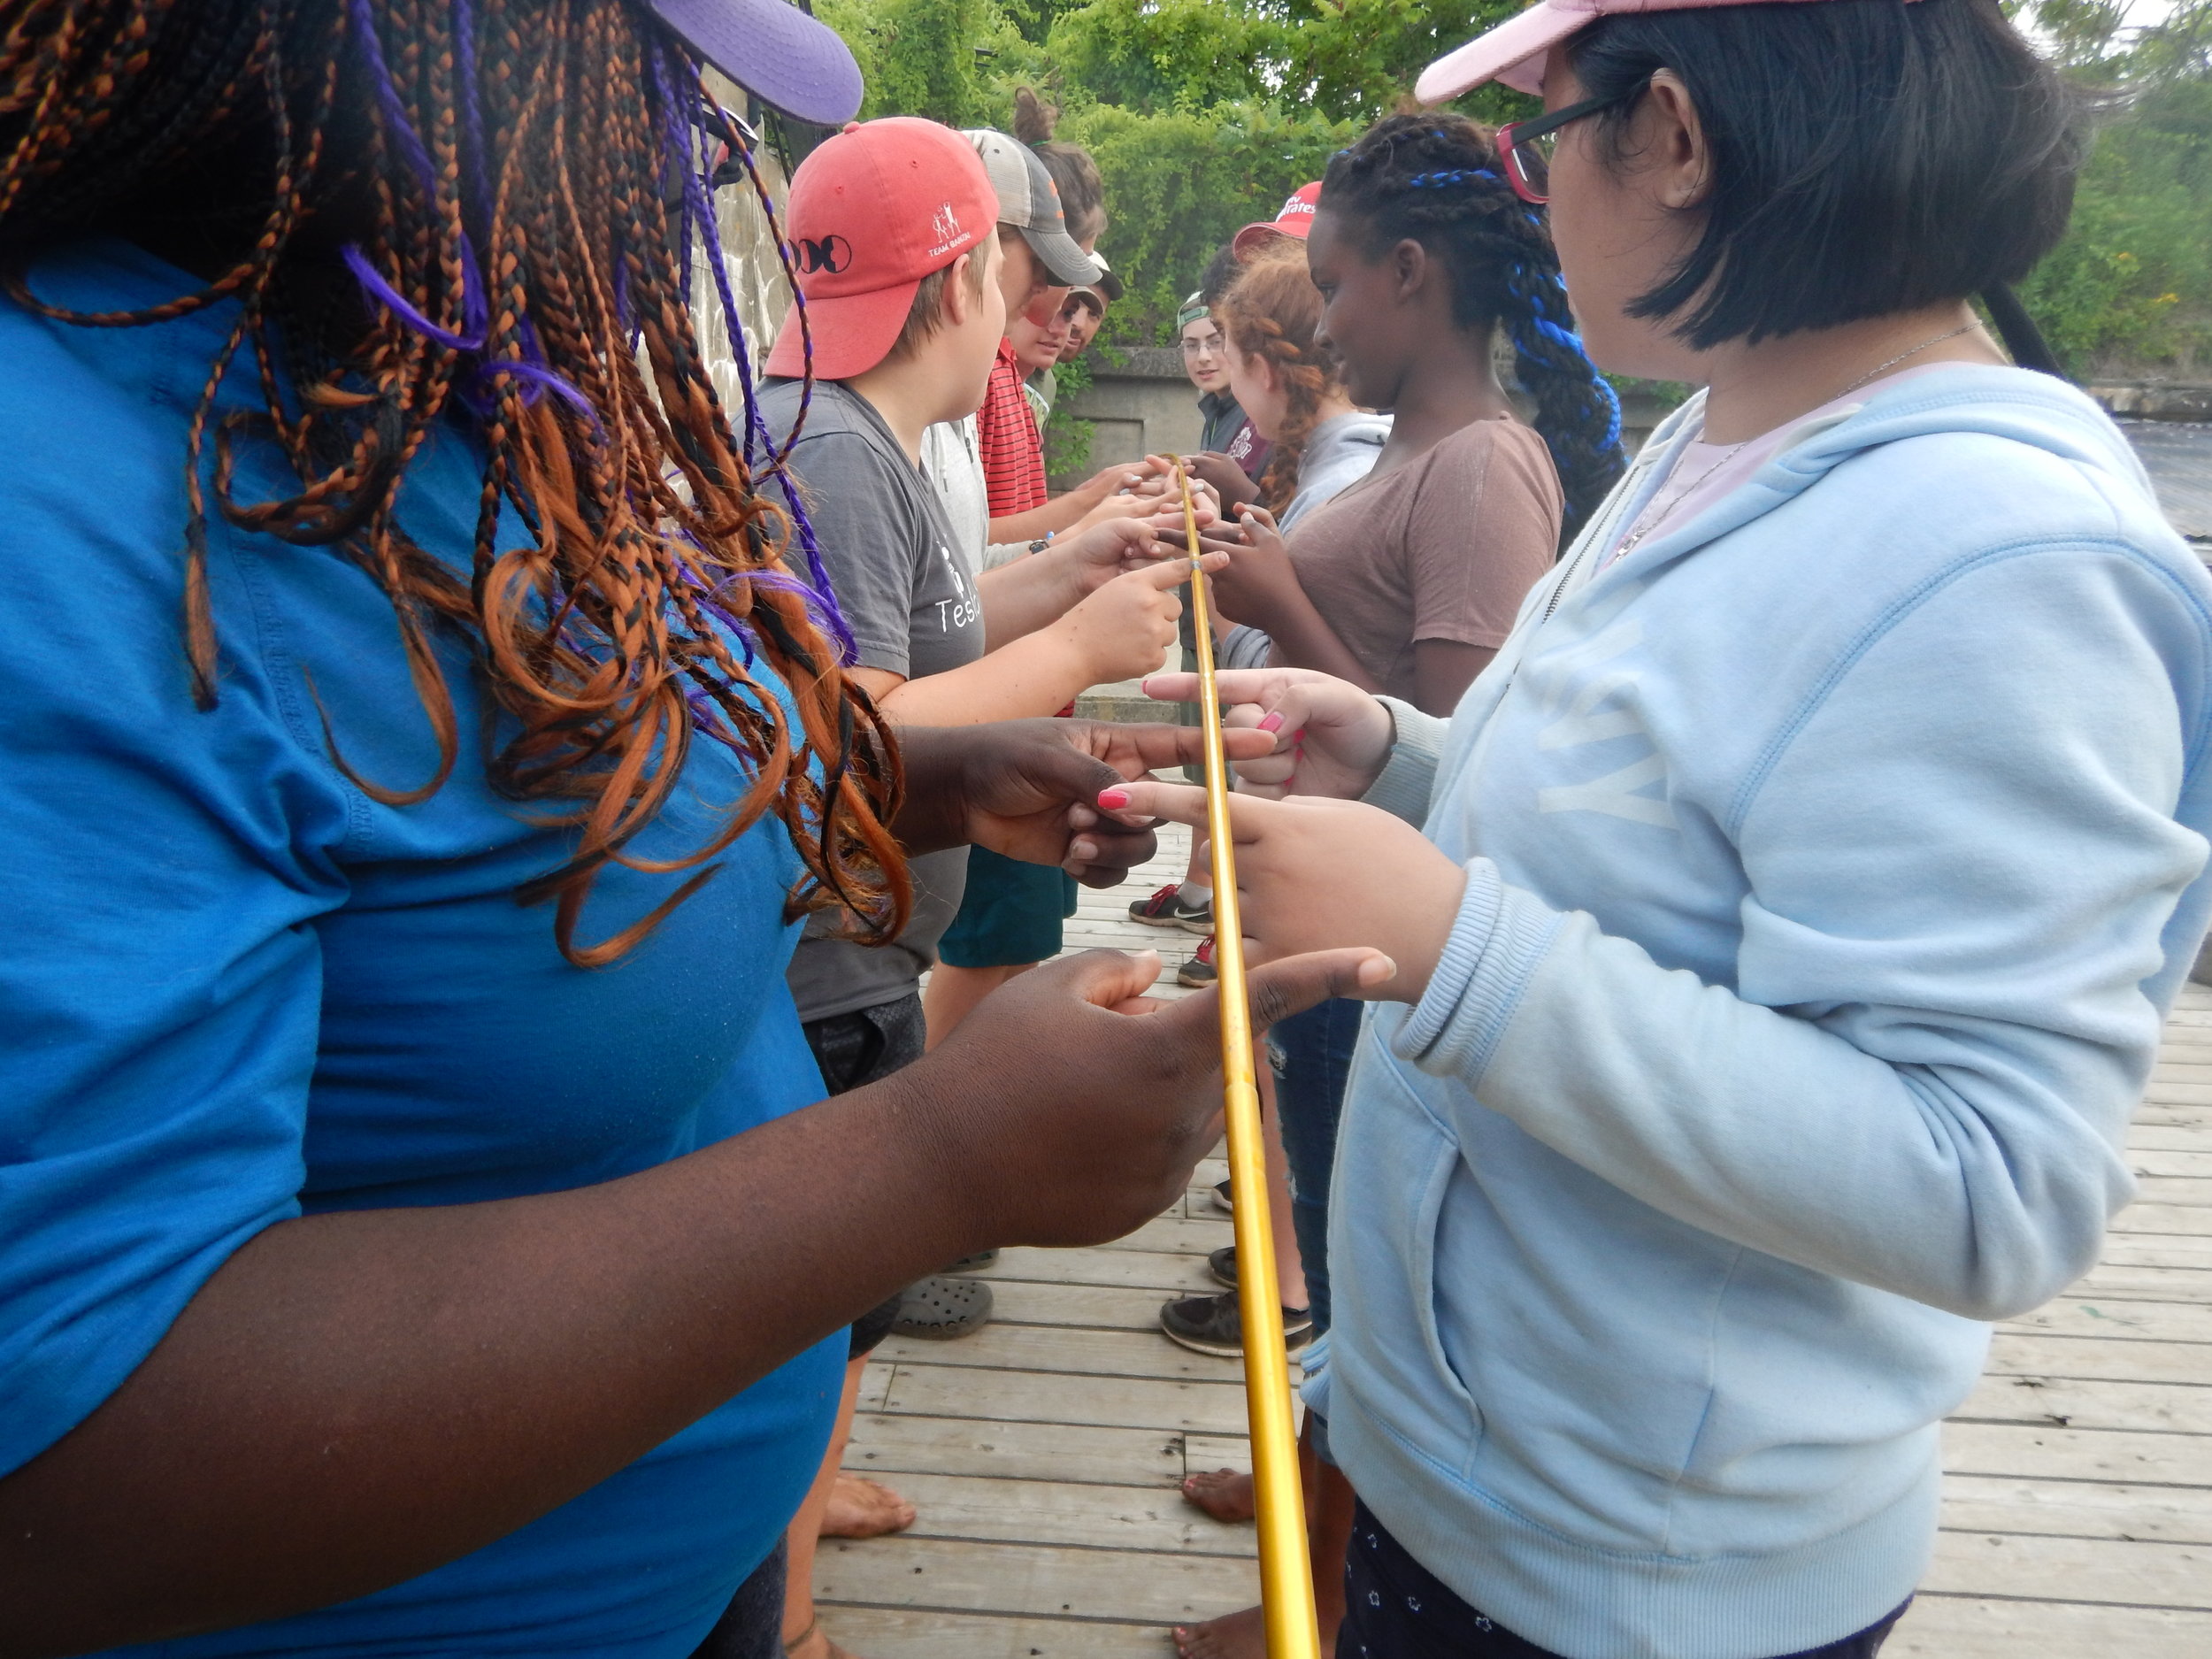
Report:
1321,113,1626,543
0,0,909,966
1216,244,1346,518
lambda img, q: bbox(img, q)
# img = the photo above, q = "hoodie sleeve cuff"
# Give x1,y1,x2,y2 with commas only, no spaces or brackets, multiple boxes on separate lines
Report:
1391,860,1564,1087
1297,1330,1331,1418
1361,697,1445,826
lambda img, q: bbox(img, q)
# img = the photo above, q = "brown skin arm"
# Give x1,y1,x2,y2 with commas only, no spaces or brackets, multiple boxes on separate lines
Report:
1,718,1369,1659
1409,641,1496,718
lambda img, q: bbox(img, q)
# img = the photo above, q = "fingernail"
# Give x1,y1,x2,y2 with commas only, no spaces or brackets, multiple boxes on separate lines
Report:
1257,711,1286,733
1097,787,1131,809
1362,955,1399,983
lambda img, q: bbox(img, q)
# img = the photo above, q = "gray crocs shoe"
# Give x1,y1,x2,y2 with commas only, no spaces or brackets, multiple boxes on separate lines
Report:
892,1274,994,1340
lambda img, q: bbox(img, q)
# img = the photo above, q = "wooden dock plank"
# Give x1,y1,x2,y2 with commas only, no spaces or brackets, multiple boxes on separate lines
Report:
1984,1331,2212,1386
844,1413,1187,1488
1924,1529,2212,1609
817,1608,1175,1659
1938,1474,2212,1543
1942,1420,2212,1485
815,1535,1258,1624
1888,1596,2212,1659
867,1471,1253,1557
876,1363,1253,1437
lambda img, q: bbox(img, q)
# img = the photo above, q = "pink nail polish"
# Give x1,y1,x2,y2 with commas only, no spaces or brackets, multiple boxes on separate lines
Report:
1258,711,1286,733
1097,787,1131,810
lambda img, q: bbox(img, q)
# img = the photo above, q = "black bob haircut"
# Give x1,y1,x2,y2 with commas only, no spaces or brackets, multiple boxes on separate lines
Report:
1566,0,2080,358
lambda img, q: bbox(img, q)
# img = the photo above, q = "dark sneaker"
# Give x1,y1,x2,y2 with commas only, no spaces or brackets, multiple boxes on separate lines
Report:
1209,1177,1234,1215
1209,1244,1238,1288
1177,934,1217,988
1159,1289,1312,1359
1129,882,1212,933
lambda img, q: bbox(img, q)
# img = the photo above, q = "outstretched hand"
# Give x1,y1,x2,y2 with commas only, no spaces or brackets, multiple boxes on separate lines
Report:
893,718,1276,885
1094,780,1464,1002
1140,666,1394,800
896,942,1395,1249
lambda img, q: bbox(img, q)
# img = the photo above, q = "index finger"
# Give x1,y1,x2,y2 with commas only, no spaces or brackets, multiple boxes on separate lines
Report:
1097,779,1276,839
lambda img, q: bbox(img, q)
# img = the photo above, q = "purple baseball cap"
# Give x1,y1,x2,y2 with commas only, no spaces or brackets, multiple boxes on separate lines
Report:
644,0,864,127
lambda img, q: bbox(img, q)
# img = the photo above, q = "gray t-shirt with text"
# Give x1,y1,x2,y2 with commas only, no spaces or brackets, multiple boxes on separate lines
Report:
759,379,985,1025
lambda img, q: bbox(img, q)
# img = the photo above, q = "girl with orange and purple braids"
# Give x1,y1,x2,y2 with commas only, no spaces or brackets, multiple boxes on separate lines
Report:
0,4,1391,1655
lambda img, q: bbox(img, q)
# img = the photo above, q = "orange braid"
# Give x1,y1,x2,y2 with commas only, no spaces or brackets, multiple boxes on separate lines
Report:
1217,246,1347,518
1,0,910,965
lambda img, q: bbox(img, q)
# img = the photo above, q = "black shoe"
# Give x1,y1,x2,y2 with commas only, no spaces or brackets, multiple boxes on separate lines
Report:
1209,1177,1233,1215
1209,1244,1238,1289
1159,1289,1311,1359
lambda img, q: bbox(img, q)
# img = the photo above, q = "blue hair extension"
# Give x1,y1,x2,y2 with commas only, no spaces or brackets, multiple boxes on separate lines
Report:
669,65,856,665
342,0,486,348
1404,168,1499,190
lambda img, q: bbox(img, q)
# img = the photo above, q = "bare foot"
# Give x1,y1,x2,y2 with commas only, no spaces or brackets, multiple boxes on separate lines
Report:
819,1473,916,1540
1172,1605,1264,1658
1180,1468,1256,1524
784,1618,863,1659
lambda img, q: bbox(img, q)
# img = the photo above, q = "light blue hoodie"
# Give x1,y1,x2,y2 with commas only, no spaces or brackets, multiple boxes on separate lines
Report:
1306,365,2212,1659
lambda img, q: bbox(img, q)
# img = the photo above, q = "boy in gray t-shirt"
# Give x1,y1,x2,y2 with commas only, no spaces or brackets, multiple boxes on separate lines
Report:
759,376,982,1030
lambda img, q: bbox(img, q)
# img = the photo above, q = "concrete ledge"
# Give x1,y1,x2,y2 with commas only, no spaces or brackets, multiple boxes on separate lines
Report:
2091,382,2212,423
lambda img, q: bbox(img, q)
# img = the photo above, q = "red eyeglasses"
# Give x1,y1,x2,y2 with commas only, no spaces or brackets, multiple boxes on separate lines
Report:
1495,82,1648,206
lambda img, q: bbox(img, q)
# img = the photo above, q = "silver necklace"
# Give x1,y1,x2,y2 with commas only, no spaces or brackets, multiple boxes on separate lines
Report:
1832,320,1977,399
1615,438,1747,558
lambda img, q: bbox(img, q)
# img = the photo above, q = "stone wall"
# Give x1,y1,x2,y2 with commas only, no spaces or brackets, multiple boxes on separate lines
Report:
1054,342,1680,481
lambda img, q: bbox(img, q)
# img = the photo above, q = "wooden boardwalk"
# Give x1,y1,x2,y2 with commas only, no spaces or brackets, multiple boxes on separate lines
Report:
819,826,2212,1657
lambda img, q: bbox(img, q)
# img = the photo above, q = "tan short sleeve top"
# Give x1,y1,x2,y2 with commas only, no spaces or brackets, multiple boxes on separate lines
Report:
1280,417,1563,703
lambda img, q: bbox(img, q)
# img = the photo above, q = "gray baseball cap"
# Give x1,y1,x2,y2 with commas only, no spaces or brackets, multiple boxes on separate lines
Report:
962,128,1101,288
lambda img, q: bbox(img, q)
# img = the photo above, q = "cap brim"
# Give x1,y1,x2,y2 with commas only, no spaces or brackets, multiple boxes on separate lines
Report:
648,0,865,127
1231,222,1302,258
763,277,921,380
1020,224,1101,288
1416,0,1586,103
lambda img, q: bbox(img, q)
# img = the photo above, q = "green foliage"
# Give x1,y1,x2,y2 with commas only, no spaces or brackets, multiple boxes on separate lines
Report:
1042,347,1097,479
812,0,2212,377
2017,0,2212,374
812,0,1532,344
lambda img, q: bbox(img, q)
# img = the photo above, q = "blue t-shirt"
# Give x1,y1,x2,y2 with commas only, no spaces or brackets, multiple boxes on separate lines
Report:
0,242,843,1655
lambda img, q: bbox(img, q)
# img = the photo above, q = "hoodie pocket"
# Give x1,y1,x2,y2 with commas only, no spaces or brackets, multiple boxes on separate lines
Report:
1333,1048,1483,1482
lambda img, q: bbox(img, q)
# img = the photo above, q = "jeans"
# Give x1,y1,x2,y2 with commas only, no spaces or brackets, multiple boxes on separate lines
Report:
685,1539,787,1659
1339,1502,1910,1659
1270,995,1363,1337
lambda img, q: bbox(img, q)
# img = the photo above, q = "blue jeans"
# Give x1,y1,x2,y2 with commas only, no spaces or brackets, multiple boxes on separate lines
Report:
1270,995,1363,1338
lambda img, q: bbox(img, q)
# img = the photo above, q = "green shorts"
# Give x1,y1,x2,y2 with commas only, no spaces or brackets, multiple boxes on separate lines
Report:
936,846,1079,969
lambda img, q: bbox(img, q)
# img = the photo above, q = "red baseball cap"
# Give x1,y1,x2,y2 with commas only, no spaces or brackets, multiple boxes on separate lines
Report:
1232,182,1323,258
764,118,998,380
1417,0,1917,102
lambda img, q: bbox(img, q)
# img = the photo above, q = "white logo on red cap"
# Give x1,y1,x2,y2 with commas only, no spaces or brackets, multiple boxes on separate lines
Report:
928,203,966,258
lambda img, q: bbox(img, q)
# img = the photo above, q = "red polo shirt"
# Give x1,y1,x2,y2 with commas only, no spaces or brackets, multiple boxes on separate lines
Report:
977,340,1048,518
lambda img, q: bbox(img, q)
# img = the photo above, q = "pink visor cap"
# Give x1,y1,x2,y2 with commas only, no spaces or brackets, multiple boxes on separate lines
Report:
1417,0,1914,103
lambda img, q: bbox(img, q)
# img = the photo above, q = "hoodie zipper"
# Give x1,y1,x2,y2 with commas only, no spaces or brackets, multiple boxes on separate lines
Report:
1542,454,1653,620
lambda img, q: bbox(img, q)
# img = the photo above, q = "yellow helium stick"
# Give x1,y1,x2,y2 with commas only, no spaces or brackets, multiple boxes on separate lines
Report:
1172,465,1321,1659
